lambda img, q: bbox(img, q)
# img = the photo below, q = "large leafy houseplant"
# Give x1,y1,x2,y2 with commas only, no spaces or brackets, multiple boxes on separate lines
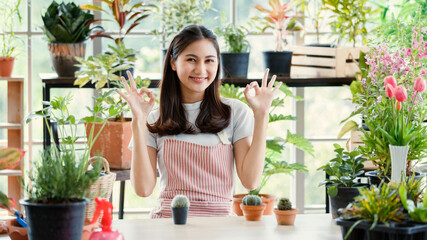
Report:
220,83,313,196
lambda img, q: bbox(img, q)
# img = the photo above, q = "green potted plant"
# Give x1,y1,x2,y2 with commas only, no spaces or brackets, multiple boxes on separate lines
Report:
152,0,212,50
215,16,251,78
41,1,99,77
171,195,190,225
74,47,150,169
274,197,298,225
240,195,266,221
318,144,368,219
221,83,313,216
251,0,304,76
0,0,22,77
0,147,25,170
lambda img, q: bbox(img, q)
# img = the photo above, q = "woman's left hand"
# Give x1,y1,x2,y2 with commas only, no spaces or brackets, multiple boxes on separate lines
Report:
243,68,282,116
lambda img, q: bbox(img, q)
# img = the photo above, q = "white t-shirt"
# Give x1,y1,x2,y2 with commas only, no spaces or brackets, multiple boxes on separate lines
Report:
130,98,254,193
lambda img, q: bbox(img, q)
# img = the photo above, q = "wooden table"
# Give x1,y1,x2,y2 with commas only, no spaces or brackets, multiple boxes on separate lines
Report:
0,214,343,240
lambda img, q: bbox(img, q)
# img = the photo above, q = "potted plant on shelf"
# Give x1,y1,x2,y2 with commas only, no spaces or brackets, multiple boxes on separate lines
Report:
318,144,368,219
221,83,313,216
338,19,427,184
75,47,150,169
171,195,190,225
215,16,251,78
240,195,266,221
251,0,304,76
152,0,212,51
274,197,298,225
0,0,22,77
41,1,100,77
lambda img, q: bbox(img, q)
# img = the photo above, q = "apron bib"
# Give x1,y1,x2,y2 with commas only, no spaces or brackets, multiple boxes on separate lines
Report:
150,131,234,218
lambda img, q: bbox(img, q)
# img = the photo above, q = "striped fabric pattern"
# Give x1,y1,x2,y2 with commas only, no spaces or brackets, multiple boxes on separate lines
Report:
151,138,234,218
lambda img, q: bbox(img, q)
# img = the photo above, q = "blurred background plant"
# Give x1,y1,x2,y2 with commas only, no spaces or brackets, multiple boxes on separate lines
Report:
0,0,22,57
214,15,250,53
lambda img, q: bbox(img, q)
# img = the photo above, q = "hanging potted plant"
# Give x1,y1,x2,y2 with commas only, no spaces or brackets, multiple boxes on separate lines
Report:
215,16,251,78
251,0,303,76
220,83,313,216
41,1,100,77
318,144,368,219
0,0,22,77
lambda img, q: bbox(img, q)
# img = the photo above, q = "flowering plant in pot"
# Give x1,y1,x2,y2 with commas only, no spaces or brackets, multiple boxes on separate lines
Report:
251,0,303,76
221,83,312,216
339,21,427,182
0,0,22,77
318,144,368,218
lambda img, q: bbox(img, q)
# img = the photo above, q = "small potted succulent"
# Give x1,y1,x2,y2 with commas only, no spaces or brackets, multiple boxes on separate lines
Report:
274,198,298,225
240,195,266,221
171,195,190,225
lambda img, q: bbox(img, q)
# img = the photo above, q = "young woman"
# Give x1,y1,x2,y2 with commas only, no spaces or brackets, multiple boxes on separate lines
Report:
117,25,281,218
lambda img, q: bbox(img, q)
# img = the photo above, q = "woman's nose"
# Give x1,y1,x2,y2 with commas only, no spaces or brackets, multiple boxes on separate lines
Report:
194,62,206,74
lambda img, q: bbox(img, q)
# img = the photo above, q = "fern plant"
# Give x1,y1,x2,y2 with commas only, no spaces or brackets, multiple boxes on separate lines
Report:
220,83,313,195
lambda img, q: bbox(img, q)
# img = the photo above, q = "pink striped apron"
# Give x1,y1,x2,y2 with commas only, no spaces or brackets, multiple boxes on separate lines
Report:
150,131,234,218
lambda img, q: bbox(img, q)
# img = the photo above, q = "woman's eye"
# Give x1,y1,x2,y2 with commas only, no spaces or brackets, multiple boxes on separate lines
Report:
187,58,196,62
206,59,215,63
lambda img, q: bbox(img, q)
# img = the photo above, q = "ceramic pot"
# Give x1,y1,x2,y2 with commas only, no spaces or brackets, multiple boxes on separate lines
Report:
171,207,188,225
232,194,276,216
240,204,266,221
0,57,15,77
5,219,28,240
273,208,298,225
221,52,250,78
262,51,293,76
390,145,409,183
49,43,85,77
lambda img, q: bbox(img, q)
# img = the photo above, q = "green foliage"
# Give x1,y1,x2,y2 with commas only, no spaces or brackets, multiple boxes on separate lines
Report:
322,0,379,46
220,83,312,196
41,1,98,43
171,195,190,208
242,195,262,206
0,0,22,57
152,0,213,45
342,183,405,232
28,148,102,203
215,15,250,53
277,197,292,210
399,183,427,223
0,147,25,170
0,190,15,212
318,144,366,197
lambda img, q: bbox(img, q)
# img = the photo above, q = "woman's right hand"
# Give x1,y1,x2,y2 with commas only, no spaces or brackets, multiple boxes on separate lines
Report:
116,71,156,121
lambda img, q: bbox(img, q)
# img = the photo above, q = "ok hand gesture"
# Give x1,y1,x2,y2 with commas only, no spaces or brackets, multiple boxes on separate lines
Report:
243,68,282,116
116,71,155,121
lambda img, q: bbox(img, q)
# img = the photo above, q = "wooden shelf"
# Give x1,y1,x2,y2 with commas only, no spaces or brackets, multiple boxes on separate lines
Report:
0,123,22,129
0,170,22,176
0,76,24,82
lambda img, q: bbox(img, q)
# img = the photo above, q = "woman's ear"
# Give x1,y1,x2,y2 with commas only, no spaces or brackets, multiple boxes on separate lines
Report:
170,56,176,71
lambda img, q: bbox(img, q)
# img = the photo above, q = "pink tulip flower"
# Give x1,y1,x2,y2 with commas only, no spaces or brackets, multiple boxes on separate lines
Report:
395,101,402,111
414,77,426,92
385,84,395,98
395,85,408,102
384,76,397,88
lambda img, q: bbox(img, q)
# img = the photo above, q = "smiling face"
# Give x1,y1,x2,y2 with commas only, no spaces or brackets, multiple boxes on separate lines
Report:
170,39,219,103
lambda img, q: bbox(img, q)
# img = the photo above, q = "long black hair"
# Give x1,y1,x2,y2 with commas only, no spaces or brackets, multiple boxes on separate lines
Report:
147,25,231,136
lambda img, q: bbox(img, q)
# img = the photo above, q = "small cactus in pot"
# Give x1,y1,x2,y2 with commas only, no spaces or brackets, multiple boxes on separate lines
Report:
274,197,298,225
171,195,190,225
240,195,266,221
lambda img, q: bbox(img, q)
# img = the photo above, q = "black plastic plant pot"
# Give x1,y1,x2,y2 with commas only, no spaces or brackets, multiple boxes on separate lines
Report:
328,185,369,219
262,51,293,76
20,198,89,240
171,207,188,225
221,52,250,78
336,218,427,240
365,171,423,186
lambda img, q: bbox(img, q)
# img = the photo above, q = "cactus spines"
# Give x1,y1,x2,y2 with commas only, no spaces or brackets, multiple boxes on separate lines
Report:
171,195,190,208
278,198,292,210
0,148,25,170
242,195,262,206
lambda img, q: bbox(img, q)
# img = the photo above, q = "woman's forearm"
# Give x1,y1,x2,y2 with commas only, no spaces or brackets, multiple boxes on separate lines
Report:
130,118,157,197
238,112,269,190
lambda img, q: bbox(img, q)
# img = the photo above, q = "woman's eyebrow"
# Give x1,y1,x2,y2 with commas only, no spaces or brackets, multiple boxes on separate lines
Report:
184,54,217,58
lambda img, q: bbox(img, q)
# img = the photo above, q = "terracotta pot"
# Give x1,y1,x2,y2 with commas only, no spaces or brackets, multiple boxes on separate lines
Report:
0,57,15,77
5,219,28,240
240,204,266,221
86,119,132,169
232,194,276,216
274,208,298,225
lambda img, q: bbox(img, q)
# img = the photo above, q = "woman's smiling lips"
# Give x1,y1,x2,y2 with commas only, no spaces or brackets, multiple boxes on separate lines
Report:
190,76,208,83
